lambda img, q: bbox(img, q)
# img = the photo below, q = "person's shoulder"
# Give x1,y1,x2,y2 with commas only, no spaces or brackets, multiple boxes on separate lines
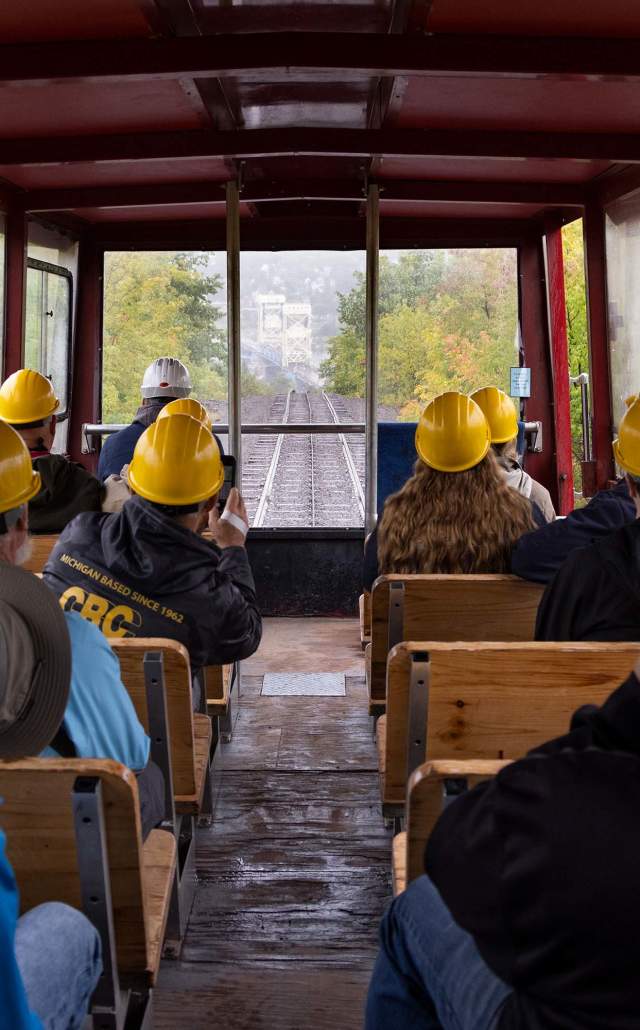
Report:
63,609,107,648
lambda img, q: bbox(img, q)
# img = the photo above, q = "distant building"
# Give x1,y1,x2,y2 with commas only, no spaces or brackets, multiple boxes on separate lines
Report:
283,303,312,368
257,294,312,370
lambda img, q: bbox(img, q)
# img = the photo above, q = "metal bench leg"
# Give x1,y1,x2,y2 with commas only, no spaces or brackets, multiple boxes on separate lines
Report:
197,758,214,827
219,690,233,742
164,815,197,957
73,777,132,1030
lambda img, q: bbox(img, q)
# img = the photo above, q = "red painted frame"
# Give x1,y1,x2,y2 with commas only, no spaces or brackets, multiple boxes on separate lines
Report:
3,207,26,377
544,225,574,514
583,203,615,491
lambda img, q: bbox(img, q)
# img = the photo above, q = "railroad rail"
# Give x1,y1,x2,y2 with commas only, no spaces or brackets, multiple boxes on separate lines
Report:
251,389,365,528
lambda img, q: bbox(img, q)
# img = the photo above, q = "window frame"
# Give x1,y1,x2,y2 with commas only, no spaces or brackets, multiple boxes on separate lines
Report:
25,257,74,421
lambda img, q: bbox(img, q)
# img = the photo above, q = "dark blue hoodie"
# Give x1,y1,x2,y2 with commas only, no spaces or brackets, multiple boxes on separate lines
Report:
43,495,261,669
510,479,636,584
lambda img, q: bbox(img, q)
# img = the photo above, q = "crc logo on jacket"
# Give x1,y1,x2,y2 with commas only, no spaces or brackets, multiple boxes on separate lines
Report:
56,553,184,638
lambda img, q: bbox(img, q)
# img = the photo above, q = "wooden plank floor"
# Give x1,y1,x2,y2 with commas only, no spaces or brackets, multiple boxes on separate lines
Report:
154,619,392,1029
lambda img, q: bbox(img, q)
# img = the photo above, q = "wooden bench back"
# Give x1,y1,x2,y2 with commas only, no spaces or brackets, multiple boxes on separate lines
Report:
110,638,196,797
0,758,149,972
405,760,509,885
383,641,640,806
369,574,544,706
22,534,58,573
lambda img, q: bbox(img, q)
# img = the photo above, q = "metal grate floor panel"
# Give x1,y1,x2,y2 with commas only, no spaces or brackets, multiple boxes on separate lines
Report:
261,673,346,696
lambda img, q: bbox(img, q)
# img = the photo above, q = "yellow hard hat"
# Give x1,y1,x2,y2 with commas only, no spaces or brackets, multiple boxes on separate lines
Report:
0,369,59,425
157,397,213,433
0,422,41,514
624,394,638,409
128,413,224,505
470,386,518,444
415,391,491,473
613,396,640,477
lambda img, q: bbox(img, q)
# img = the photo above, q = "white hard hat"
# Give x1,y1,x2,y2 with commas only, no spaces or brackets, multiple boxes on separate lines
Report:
140,357,192,399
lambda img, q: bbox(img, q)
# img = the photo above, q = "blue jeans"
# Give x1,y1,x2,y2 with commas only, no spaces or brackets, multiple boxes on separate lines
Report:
366,875,512,1030
15,902,102,1030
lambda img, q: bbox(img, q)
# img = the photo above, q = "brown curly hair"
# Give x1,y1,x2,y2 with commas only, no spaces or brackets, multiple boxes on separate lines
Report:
377,449,535,575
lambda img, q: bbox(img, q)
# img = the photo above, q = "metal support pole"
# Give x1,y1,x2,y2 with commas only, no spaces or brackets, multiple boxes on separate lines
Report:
226,180,242,478
365,184,380,533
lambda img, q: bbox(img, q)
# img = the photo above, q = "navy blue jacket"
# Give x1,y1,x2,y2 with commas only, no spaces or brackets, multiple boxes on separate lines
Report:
98,419,226,481
510,480,636,584
98,421,147,481
43,495,261,669
426,671,640,1029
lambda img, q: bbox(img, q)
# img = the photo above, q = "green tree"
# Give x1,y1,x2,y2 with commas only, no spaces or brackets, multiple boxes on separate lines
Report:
102,251,226,422
562,219,589,491
322,247,518,413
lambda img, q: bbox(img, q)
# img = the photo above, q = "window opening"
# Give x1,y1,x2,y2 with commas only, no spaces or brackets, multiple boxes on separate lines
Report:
240,251,366,529
605,192,640,439
24,259,72,417
561,219,591,502
101,250,228,443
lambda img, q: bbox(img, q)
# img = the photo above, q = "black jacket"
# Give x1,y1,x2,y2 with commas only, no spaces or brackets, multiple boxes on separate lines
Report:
30,452,103,534
43,495,262,668
426,672,640,1029
511,480,636,585
363,500,545,592
535,519,640,642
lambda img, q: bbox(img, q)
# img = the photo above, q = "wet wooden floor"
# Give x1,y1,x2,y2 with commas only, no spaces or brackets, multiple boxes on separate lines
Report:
154,619,392,1029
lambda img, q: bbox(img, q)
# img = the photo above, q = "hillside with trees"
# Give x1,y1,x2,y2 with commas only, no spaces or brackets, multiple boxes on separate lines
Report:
102,251,227,422
320,248,519,417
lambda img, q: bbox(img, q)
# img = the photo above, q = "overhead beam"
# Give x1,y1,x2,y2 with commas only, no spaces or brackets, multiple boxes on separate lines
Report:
3,33,640,85
90,214,537,250
2,127,639,167
22,178,586,213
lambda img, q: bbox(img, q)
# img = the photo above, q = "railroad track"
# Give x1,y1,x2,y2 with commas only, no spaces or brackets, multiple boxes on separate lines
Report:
248,390,365,528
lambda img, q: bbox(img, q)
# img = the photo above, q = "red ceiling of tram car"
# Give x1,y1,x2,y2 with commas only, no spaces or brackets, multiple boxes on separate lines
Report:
0,1,639,230
377,158,611,185
0,81,207,138
0,159,232,191
396,77,640,136
422,0,640,37
0,0,153,42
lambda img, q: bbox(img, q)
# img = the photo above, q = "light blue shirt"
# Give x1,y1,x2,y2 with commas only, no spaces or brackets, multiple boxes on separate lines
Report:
41,611,150,770
0,831,42,1030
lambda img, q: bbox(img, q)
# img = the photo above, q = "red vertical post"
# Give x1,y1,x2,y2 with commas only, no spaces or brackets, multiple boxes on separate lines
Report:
544,226,574,515
518,235,557,506
69,234,102,470
3,206,26,376
583,202,614,491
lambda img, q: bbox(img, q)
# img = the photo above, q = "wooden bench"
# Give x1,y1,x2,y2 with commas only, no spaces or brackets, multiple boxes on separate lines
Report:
111,638,213,950
21,533,58,573
392,760,509,895
367,574,544,713
205,661,236,740
0,757,176,1027
378,641,640,817
359,591,371,649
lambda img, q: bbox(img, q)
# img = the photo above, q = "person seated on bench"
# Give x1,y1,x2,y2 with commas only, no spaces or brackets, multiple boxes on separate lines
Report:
0,589,102,1029
536,396,640,641
0,369,103,534
510,393,640,585
363,392,542,590
366,658,640,1030
44,412,261,680
97,356,192,481
0,422,164,839
100,395,221,513
471,386,555,522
